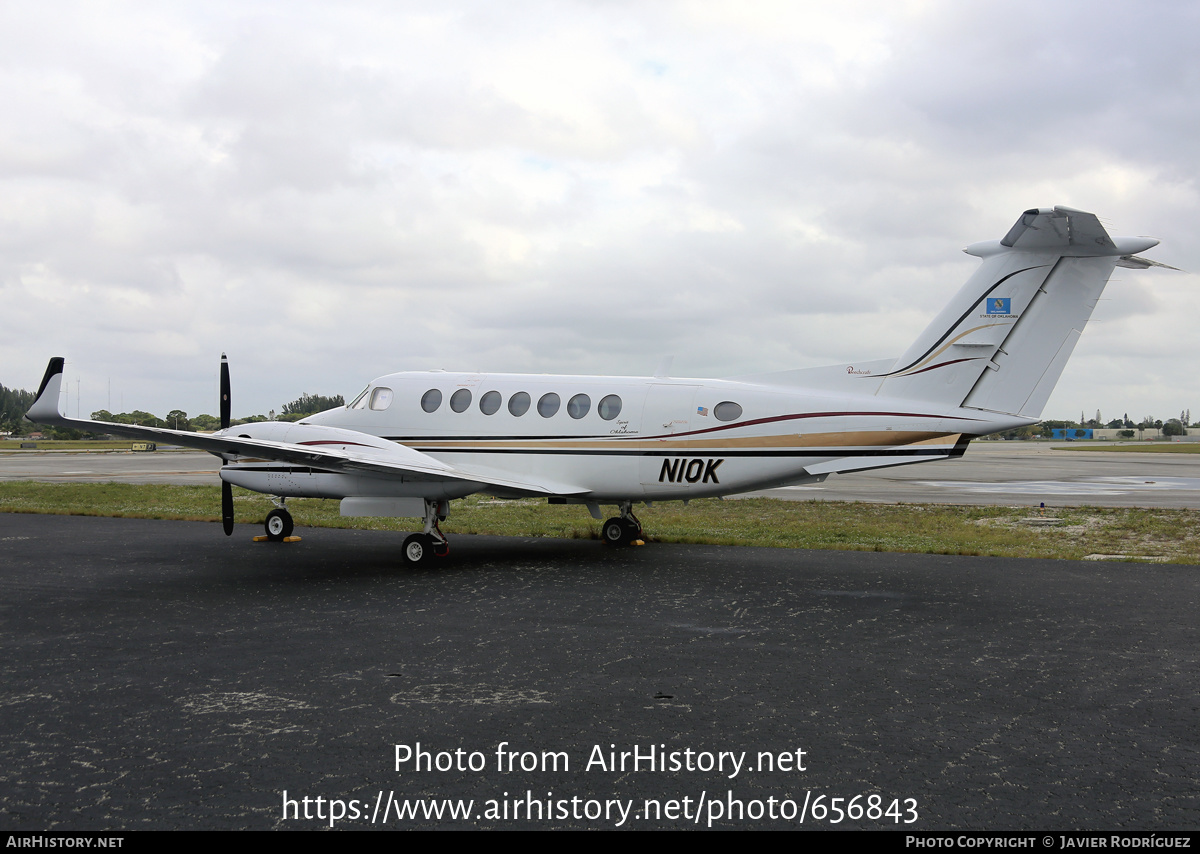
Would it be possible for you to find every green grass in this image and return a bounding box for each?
[1052,443,1200,453]
[2,482,1198,563]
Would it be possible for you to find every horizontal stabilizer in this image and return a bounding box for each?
[998,206,1159,257]
[1116,254,1181,271]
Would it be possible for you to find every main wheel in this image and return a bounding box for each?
[403,533,434,566]
[265,508,294,542]
[602,517,631,546]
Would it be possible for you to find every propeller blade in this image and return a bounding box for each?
[222,480,234,536]
[220,353,231,430]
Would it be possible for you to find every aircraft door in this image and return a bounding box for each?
[639,384,698,491]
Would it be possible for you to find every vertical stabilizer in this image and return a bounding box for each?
[960,255,1117,418]
[874,207,1159,419]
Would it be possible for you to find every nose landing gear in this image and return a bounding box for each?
[264,506,295,542]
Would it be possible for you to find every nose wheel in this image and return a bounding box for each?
[264,508,294,542]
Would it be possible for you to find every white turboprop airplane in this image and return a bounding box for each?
[27,206,1170,564]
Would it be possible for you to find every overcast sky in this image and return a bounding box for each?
[3,0,1197,424]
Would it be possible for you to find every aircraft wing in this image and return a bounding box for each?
[24,358,588,497]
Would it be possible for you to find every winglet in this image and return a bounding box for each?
[25,358,66,425]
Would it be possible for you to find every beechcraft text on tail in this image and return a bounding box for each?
[26,206,1172,564]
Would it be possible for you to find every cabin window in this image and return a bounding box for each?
[421,389,442,413]
[348,387,369,409]
[714,401,742,422]
[508,392,530,416]
[450,389,472,413]
[479,390,501,415]
[369,387,394,411]
[567,393,590,419]
[537,392,560,418]
[597,394,622,421]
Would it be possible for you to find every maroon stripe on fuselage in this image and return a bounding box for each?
[619,409,985,441]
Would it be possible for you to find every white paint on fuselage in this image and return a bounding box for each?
[219,370,1029,505]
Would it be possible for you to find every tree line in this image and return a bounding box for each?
[1,384,344,438]
[0,384,36,435]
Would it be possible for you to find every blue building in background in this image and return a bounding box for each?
[1050,428,1093,440]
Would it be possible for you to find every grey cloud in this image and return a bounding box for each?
[2,1,1196,421]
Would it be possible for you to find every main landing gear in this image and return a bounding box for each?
[602,501,643,547]
[402,499,451,566]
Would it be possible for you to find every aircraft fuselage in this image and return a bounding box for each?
[219,371,1022,504]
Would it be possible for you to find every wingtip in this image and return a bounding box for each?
[26,357,67,424]
[35,357,65,400]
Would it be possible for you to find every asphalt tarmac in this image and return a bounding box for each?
[0,448,221,486]
[2,513,1197,830]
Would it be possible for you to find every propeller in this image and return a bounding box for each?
[220,353,231,430]
[220,353,235,536]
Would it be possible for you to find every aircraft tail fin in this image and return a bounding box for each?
[874,206,1161,420]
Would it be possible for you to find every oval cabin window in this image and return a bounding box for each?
[508,392,530,417]
[537,393,560,418]
[450,389,472,412]
[567,393,590,419]
[597,394,622,421]
[713,401,742,422]
[420,389,442,413]
[479,390,501,415]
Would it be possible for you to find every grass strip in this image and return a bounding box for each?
[1051,444,1200,454]
[2,482,1198,563]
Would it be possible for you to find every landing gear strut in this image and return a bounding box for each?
[264,506,294,542]
[402,499,450,566]
[602,501,643,547]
